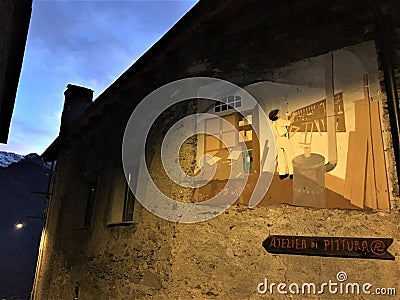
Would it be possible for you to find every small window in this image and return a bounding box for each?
[214,95,242,112]
[84,181,97,226]
[74,179,97,228]
[122,182,135,222]
[108,168,136,225]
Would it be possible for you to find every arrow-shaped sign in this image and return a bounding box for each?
[263,235,394,260]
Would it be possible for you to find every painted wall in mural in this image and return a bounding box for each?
[195,40,390,210]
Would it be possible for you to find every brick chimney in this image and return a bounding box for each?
[59,84,93,136]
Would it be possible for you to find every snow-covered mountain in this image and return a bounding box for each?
[0,151,51,168]
[0,151,25,167]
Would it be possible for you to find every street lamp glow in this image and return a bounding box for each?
[15,222,24,229]
[14,215,45,230]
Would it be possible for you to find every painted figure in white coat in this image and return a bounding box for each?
[269,109,296,179]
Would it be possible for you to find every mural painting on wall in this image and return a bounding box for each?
[193,40,390,210]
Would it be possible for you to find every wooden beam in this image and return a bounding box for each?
[370,101,390,209]
[349,132,368,208]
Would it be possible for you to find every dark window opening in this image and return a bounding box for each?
[83,180,96,226]
[122,183,135,222]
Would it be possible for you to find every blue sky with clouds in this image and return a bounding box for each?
[1,0,197,155]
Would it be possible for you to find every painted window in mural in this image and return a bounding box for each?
[214,95,242,112]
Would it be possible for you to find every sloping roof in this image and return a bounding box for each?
[0,0,32,143]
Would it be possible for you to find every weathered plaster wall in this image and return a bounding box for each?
[169,206,399,299]
[34,98,197,299]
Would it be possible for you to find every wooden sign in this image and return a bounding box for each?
[263,235,394,260]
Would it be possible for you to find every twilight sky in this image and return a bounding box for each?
[1,0,197,155]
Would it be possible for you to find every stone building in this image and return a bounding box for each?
[33,0,400,298]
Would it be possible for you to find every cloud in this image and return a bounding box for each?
[6,0,198,155]
[11,118,54,138]
[40,111,62,124]
[28,0,198,95]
